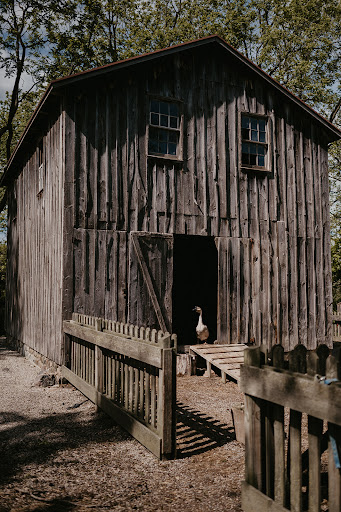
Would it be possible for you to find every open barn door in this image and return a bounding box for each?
[128,232,173,332]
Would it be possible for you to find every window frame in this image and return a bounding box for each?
[37,137,45,195]
[147,96,183,162]
[239,111,271,174]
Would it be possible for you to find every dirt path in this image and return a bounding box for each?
[0,338,244,512]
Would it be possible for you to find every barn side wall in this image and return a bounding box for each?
[63,48,331,352]
[6,107,65,364]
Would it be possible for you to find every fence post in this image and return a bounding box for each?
[307,350,323,512]
[327,353,341,512]
[288,345,306,512]
[271,345,285,506]
[159,347,176,459]
[95,318,103,412]
[244,347,263,491]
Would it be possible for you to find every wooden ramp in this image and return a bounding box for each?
[189,343,246,382]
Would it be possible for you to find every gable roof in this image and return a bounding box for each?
[1,34,341,186]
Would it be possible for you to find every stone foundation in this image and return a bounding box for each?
[6,335,64,384]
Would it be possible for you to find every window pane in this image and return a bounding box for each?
[250,144,257,154]
[149,99,180,157]
[151,113,159,125]
[169,131,177,143]
[242,152,249,165]
[251,130,258,141]
[160,115,168,127]
[151,100,159,113]
[259,131,266,143]
[242,116,249,128]
[259,119,266,131]
[160,102,169,115]
[251,118,258,130]
[170,116,178,128]
[159,142,167,153]
[169,103,178,116]
[242,128,249,140]
[159,130,167,142]
[168,143,177,155]
[242,142,249,154]
[149,139,158,153]
[149,127,158,139]
[258,145,265,156]
[258,155,265,166]
[250,154,257,165]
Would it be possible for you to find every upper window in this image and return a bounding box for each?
[241,115,268,170]
[148,99,181,158]
[38,138,44,194]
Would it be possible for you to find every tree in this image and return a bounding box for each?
[0,0,75,164]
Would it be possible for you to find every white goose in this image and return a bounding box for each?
[193,306,209,343]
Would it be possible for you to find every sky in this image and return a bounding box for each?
[0,66,36,101]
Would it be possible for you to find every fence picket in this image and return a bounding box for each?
[129,364,134,412]
[244,347,263,491]
[328,423,341,512]
[151,372,156,428]
[145,371,150,424]
[139,368,144,419]
[241,342,341,512]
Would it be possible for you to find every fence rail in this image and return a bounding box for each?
[62,313,177,459]
[240,344,341,512]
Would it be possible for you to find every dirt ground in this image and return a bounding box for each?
[0,338,245,512]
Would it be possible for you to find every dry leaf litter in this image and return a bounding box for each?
[0,337,244,512]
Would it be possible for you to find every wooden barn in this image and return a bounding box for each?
[2,35,340,367]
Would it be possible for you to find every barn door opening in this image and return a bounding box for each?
[172,235,218,347]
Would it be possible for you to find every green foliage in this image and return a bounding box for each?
[38,0,341,112]
[331,236,341,309]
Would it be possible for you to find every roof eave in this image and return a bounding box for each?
[1,84,55,187]
[1,34,340,186]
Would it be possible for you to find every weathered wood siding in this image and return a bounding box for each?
[6,44,333,363]
[61,48,332,350]
[6,107,64,364]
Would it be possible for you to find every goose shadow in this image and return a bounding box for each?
[176,401,235,458]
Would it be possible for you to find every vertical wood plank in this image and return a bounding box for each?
[150,372,156,428]
[244,348,263,491]
[145,370,150,425]
[289,410,302,512]
[159,348,176,458]
[328,423,341,512]
[308,416,323,512]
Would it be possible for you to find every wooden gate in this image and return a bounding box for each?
[240,344,341,512]
[129,232,173,332]
[62,313,177,459]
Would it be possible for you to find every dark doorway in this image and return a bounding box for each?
[172,235,218,347]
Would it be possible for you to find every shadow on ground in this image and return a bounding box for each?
[1,341,236,490]
[176,401,235,458]
[0,406,129,488]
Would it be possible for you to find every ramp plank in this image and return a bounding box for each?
[190,343,246,382]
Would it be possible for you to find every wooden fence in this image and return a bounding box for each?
[62,313,177,460]
[240,344,341,512]
[332,303,341,343]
